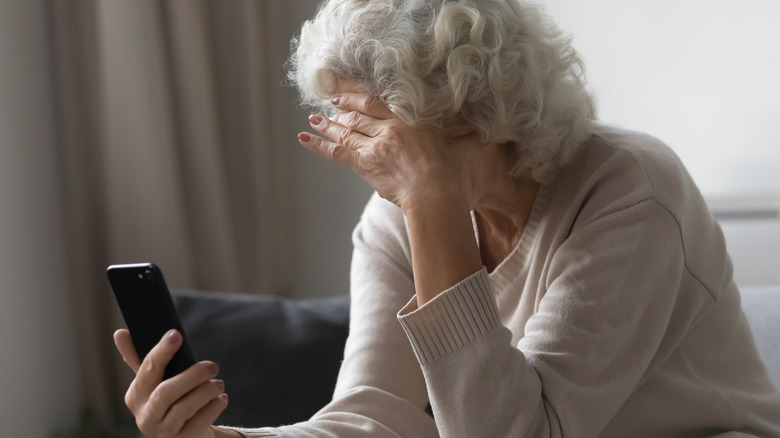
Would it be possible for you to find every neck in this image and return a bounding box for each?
[469,155,539,271]
[463,144,540,270]
[474,176,539,245]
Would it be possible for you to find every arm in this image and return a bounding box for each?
[300,92,704,436]
[222,195,438,438]
[300,92,486,308]
[115,195,439,438]
[404,194,482,306]
[113,89,474,438]
[398,199,707,437]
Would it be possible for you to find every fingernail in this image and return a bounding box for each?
[331,95,341,106]
[207,361,219,376]
[309,114,323,125]
[298,132,311,144]
[166,330,179,344]
[216,379,225,391]
[220,393,229,402]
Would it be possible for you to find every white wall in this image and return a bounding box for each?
[0,1,82,436]
[544,0,780,196]
[542,1,780,285]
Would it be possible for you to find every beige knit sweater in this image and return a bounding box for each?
[229,123,780,437]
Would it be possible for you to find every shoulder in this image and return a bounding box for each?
[552,122,729,295]
[558,122,705,224]
[588,122,693,196]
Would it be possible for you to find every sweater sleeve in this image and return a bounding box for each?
[223,194,438,438]
[398,198,711,437]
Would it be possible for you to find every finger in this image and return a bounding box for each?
[309,113,373,150]
[133,329,182,400]
[136,360,220,432]
[148,360,220,416]
[138,361,219,434]
[157,379,225,436]
[298,131,361,168]
[178,393,229,437]
[330,110,385,138]
[114,329,142,374]
[331,93,395,120]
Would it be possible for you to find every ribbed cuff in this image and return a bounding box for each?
[397,268,500,365]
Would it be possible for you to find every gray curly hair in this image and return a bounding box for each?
[287,0,595,181]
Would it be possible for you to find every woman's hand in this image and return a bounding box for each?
[298,90,485,303]
[297,92,484,214]
[114,329,231,438]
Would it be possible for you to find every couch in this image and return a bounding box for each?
[172,290,349,428]
[172,285,780,429]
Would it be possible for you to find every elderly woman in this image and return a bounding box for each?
[114,0,780,437]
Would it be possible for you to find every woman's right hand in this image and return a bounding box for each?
[114,329,230,438]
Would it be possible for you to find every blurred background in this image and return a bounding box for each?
[1,0,778,436]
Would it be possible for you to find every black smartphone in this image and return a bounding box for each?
[107,263,196,380]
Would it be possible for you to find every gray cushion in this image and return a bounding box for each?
[739,285,780,389]
[171,289,350,428]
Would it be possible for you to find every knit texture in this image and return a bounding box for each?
[226,123,780,437]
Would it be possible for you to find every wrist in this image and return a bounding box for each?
[403,187,481,305]
[399,182,468,216]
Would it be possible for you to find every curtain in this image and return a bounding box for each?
[51,0,301,425]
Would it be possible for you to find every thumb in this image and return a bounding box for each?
[114,329,142,374]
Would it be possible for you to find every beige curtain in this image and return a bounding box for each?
[51,0,301,425]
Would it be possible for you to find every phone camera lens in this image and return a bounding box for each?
[143,269,154,282]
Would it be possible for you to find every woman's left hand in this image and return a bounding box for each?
[298,92,484,214]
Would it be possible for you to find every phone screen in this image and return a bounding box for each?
[107,263,196,379]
